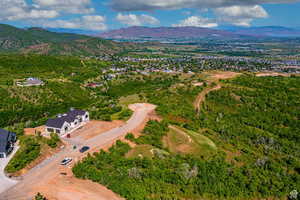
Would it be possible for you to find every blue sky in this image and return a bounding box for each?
[0,0,300,31]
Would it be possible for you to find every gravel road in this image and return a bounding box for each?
[0,146,19,194]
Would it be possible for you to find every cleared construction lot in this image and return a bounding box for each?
[0,103,156,200]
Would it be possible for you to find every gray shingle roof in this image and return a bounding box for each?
[0,129,16,153]
[46,109,87,129]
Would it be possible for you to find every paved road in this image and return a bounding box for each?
[0,103,155,200]
[0,146,19,194]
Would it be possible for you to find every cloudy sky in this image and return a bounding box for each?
[1,0,300,31]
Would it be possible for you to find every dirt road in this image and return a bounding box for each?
[194,71,241,113]
[194,85,221,113]
[0,103,156,200]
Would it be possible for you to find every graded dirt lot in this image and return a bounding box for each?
[0,103,156,200]
[256,72,291,77]
[24,126,45,136]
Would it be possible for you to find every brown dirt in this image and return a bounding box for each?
[70,120,124,140]
[256,72,291,77]
[194,85,222,113]
[192,82,204,87]
[210,71,241,80]
[24,126,45,136]
[28,174,122,200]
[1,103,158,200]
[194,71,241,113]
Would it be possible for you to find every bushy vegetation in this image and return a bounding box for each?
[73,75,300,200]
[34,193,47,200]
[5,136,41,173]
[46,133,60,148]
[135,120,169,148]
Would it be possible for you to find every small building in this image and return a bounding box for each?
[16,77,44,87]
[86,83,103,88]
[0,129,17,158]
[45,109,89,136]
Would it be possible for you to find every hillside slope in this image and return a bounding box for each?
[0,24,130,55]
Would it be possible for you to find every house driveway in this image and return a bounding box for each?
[0,103,156,200]
[0,146,19,194]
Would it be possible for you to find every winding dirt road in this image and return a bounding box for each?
[0,103,156,200]
[194,85,221,113]
[194,71,241,113]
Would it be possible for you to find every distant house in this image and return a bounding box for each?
[45,109,89,136]
[0,129,17,158]
[16,77,44,87]
[86,83,103,88]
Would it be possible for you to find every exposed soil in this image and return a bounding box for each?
[70,120,124,140]
[24,126,45,136]
[194,71,241,113]
[194,85,222,113]
[256,72,291,77]
[1,103,156,200]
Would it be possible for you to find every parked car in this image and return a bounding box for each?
[60,157,72,165]
[79,146,90,153]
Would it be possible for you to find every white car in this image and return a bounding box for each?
[60,157,72,166]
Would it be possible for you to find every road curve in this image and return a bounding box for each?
[0,146,19,194]
[0,103,156,200]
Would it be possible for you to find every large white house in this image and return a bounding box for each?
[46,109,89,136]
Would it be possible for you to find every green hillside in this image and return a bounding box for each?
[73,74,300,200]
[0,24,130,55]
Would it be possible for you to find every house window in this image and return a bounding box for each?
[56,129,60,134]
[47,128,54,133]
[85,114,88,119]
[0,153,5,158]
[65,127,68,131]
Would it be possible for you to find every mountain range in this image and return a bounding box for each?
[99,26,300,41]
[0,24,130,56]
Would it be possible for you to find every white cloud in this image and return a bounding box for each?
[37,15,107,31]
[0,0,59,21]
[116,13,159,26]
[110,0,298,11]
[33,0,94,14]
[173,16,218,28]
[214,5,268,26]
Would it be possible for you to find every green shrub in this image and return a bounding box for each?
[46,133,60,148]
[125,133,135,142]
[5,136,41,173]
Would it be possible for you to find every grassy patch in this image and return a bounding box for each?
[125,144,155,159]
[119,94,142,106]
[164,126,217,159]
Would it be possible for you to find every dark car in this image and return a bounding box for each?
[79,146,90,153]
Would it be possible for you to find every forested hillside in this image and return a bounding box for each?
[0,24,131,55]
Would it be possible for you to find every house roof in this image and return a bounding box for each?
[0,129,16,153]
[46,109,87,129]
